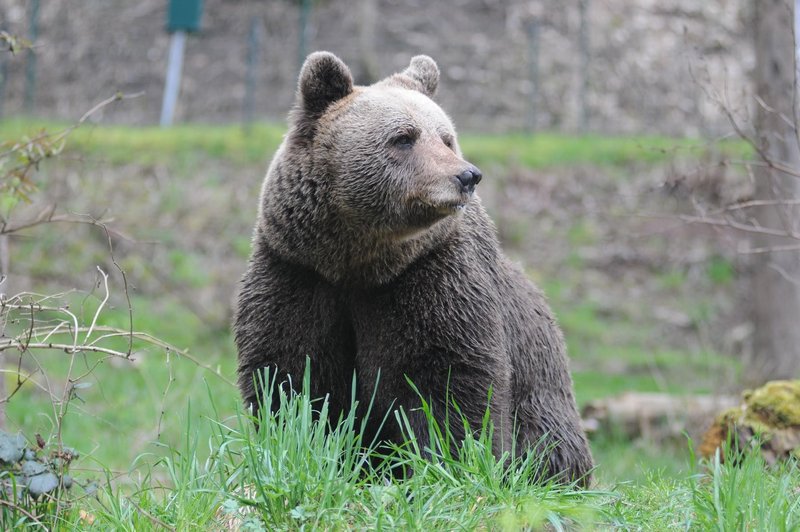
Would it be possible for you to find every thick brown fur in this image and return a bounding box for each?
[234,52,593,484]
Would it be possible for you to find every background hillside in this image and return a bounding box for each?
[1,0,750,134]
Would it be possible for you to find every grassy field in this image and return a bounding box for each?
[5,379,799,529]
[0,118,749,168]
[2,119,790,529]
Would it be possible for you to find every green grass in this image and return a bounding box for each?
[0,118,750,169]
[5,378,798,530]
[604,446,800,531]
[707,256,736,286]
[572,372,686,405]
[542,278,741,405]
[458,132,750,170]
[0,119,286,167]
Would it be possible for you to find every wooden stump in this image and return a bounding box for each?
[698,380,800,464]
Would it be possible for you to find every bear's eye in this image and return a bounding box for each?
[442,136,454,150]
[392,134,415,150]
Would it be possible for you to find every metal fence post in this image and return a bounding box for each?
[298,0,312,70]
[578,0,590,133]
[160,30,187,127]
[0,23,8,118]
[526,18,541,132]
[160,0,204,126]
[24,0,39,114]
[243,17,264,129]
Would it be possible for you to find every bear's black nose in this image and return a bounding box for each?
[456,166,482,193]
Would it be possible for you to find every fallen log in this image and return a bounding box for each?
[582,392,738,443]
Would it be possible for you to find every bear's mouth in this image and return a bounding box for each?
[415,197,469,216]
[404,197,469,229]
[436,201,467,214]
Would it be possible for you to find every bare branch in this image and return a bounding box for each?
[98,218,134,356]
[0,210,115,235]
[659,213,799,239]
[740,243,800,254]
[710,198,800,215]
[157,351,175,440]
[767,262,800,288]
[0,366,44,403]
[754,94,797,133]
[128,498,177,532]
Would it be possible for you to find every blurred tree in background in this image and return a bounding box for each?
[749,0,800,381]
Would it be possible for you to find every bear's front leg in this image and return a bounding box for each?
[355,355,513,460]
[348,266,514,459]
[234,234,356,424]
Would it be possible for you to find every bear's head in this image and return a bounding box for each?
[260,52,485,285]
[294,52,482,230]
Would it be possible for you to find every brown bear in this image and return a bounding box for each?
[234,51,593,484]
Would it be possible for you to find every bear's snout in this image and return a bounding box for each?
[455,166,483,194]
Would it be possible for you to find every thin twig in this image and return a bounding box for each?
[0,366,45,402]
[21,302,35,351]
[708,198,800,216]
[1,211,115,236]
[83,267,109,344]
[39,320,71,344]
[3,342,135,359]
[754,93,797,134]
[99,219,134,356]
[0,498,46,528]
[638,212,800,239]
[0,91,142,160]
[740,243,800,254]
[127,498,177,532]
[157,350,175,440]
[767,262,800,288]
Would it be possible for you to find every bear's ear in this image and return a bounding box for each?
[297,51,354,116]
[400,55,439,97]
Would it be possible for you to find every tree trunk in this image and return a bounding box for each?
[0,235,8,429]
[750,0,800,381]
